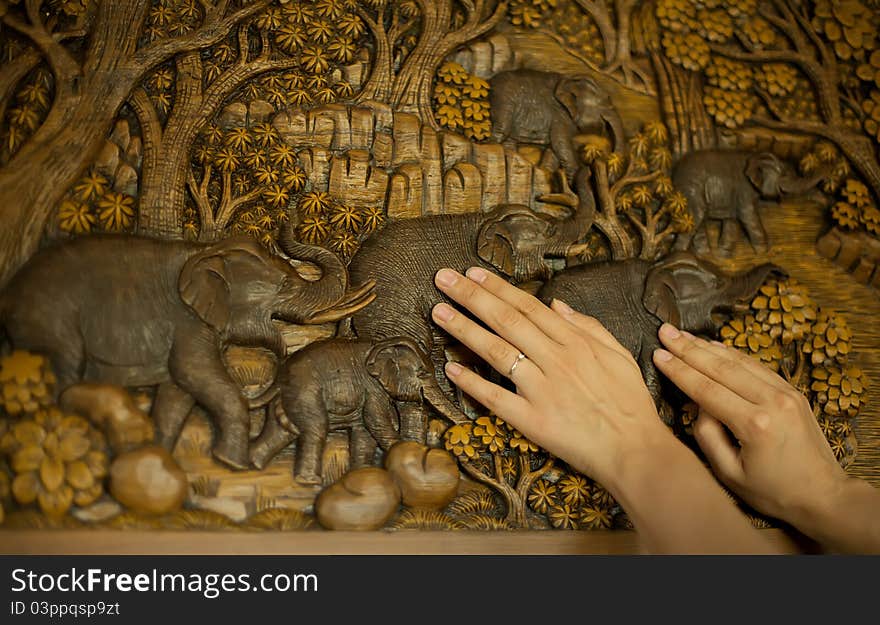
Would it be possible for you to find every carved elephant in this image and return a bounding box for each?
[0,225,375,469]
[249,337,469,485]
[347,200,593,394]
[489,69,625,178]
[673,150,824,256]
[538,252,780,416]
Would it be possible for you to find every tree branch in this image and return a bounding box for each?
[449,0,508,48]
[131,0,269,71]
[1,12,81,81]
[236,22,250,66]
[187,165,214,231]
[0,48,40,124]
[611,169,661,199]
[128,87,162,157]
[574,0,617,63]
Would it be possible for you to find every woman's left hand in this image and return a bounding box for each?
[430,266,677,487]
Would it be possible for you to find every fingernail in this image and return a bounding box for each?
[435,269,458,288]
[659,323,681,340]
[653,348,673,362]
[446,361,463,377]
[433,303,455,322]
[466,267,488,283]
[681,330,695,340]
[552,298,575,315]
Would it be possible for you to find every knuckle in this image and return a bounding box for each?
[518,295,541,316]
[749,411,772,434]
[495,306,522,329]
[484,384,504,408]
[487,339,512,365]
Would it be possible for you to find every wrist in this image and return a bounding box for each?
[788,475,866,545]
[599,425,691,500]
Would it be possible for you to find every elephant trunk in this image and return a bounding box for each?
[724,263,786,310]
[420,374,470,426]
[780,170,825,196]
[277,221,376,324]
[602,107,626,154]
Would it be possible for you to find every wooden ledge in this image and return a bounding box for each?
[0,528,806,555]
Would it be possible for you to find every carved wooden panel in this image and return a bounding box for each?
[0,0,878,545]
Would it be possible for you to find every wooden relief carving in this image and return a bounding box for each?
[0,0,877,537]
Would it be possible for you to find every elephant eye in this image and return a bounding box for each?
[673,269,717,298]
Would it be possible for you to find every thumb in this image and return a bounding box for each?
[693,409,745,487]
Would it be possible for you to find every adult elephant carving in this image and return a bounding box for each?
[538,252,781,418]
[489,69,625,178]
[0,225,376,469]
[250,337,469,485]
[347,201,594,397]
[673,150,824,256]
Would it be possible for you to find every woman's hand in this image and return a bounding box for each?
[652,326,850,529]
[431,266,677,487]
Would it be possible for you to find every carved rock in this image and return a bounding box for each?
[315,467,401,531]
[218,102,248,129]
[94,141,120,179]
[109,119,130,152]
[114,163,138,197]
[384,442,459,510]
[109,446,187,516]
[248,100,274,124]
[59,383,154,454]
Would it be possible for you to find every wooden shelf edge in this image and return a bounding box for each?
[0,528,805,555]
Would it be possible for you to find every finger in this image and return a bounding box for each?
[708,339,796,393]
[435,269,559,366]
[432,302,543,385]
[652,348,755,442]
[465,266,576,345]
[658,324,772,403]
[693,410,745,485]
[444,361,533,426]
[551,299,638,365]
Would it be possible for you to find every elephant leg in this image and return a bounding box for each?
[349,424,378,469]
[740,203,769,253]
[550,121,578,180]
[250,409,296,469]
[293,413,328,486]
[169,326,251,469]
[718,220,740,257]
[152,381,196,451]
[363,392,400,452]
[691,225,711,256]
[396,400,427,443]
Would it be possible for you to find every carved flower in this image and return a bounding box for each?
[472,416,507,453]
[298,190,333,216]
[434,83,460,106]
[548,503,579,529]
[579,506,613,530]
[314,86,337,104]
[57,200,95,234]
[328,203,363,232]
[742,16,776,49]
[1,407,108,519]
[334,81,355,98]
[214,147,241,172]
[327,231,358,258]
[591,483,615,509]
[437,62,469,85]
[751,279,817,345]
[73,170,109,201]
[96,192,135,232]
[828,434,849,462]
[436,104,463,130]
[803,312,852,366]
[270,144,297,169]
[256,7,284,31]
[336,14,365,38]
[720,314,782,369]
[0,351,56,417]
[509,428,538,453]
[224,127,253,153]
[306,19,334,45]
[296,215,329,244]
[444,423,479,461]
[359,205,385,234]
[253,166,279,186]
[183,220,199,240]
[301,45,330,74]
[558,473,590,506]
[280,166,308,192]
[528,479,556,514]
[275,24,308,53]
[262,184,290,208]
[327,37,356,63]
[462,75,490,99]
[811,364,866,419]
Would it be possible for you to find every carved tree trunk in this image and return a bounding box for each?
[356,20,394,104]
[0,0,147,289]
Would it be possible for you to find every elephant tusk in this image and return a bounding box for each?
[305,292,377,324]
[566,242,591,257]
[335,279,376,308]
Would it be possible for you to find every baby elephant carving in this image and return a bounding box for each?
[249,337,469,486]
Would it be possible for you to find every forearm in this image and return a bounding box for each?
[606,438,782,554]
[791,477,880,554]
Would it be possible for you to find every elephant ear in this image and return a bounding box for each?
[745,152,781,196]
[476,211,518,277]
[365,338,413,390]
[643,262,682,327]
[179,252,230,330]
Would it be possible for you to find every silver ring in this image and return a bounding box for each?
[508,352,527,377]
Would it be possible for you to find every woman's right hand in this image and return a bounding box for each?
[653,324,851,530]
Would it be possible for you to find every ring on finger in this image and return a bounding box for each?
[508,352,527,377]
